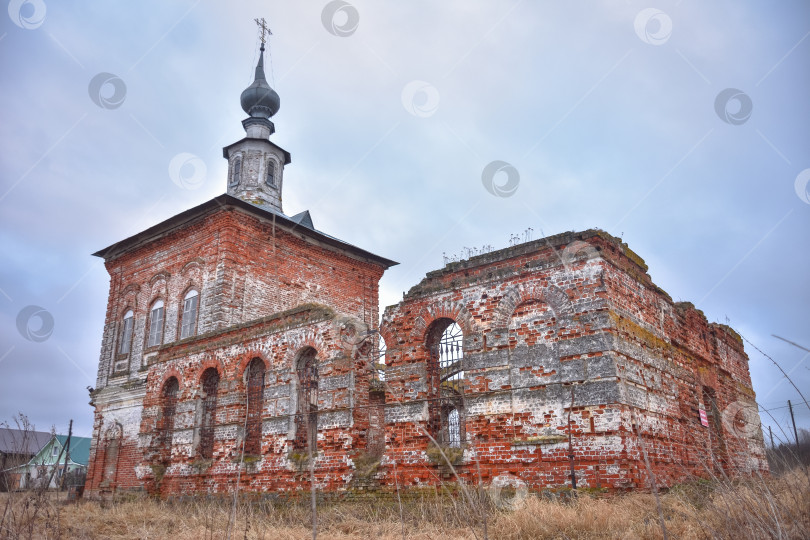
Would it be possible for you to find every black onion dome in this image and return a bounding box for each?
[240,45,280,118]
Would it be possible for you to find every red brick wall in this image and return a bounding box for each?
[378,230,766,492]
[87,226,766,497]
[87,204,385,496]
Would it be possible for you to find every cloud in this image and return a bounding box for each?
[0,0,808,438]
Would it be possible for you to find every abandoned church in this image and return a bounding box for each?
[84,39,767,498]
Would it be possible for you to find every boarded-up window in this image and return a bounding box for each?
[294,348,318,452]
[199,368,219,459]
[244,358,265,456]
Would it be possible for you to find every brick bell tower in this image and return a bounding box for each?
[222,25,291,212]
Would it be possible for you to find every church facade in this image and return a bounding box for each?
[84,43,767,497]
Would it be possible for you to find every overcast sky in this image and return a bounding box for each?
[1,1,808,446]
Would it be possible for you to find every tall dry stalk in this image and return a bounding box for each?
[227,388,251,540]
[620,374,669,540]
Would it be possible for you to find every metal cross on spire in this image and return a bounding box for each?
[254,17,272,45]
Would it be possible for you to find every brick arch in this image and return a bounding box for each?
[491,282,572,331]
[181,258,204,275]
[543,284,575,320]
[491,286,523,331]
[491,283,544,331]
[179,281,200,299]
[121,282,141,298]
[147,274,169,305]
[282,330,330,369]
[193,358,226,385]
[235,351,269,382]
[146,293,167,309]
[120,285,140,314]
[119,303,136,318]
[409,299,478,342]
[374,322,398,367]
[149,271,171,287]
[157,368,184,396]
[378,323,398,351]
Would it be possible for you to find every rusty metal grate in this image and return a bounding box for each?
[439,323,464,381]
[245,359,265,456]
[446,406,461,447]
[427,322,465,446]
[199,368,219,459]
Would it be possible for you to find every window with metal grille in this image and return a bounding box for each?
[199,368,219,459]
[180,290,199,339]
[244,358,265,456]
[160,377,179,456]
[294,348,318,452]
[146,300,165,348]
[426,320,465,447]
[118,310,134,355]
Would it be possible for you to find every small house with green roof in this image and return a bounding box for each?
[8,434,91,490]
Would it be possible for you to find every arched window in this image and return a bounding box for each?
[146,300,165,348]
[426,320,465,447]
[180,290,199,339]
[160,377,179,457]
[118,310,134,355]
[244,358,265,456]
[199,368,219,459]
[229,156,242,187]
[265,159,276,187]
[294,348,318,452]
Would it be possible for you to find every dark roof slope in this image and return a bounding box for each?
[92,194,397,268]
[0,427,52,456]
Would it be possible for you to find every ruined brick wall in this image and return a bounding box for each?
[133,305,376,496]
[603,257,767,485]
[378,230,766,492]
[87,225,765,497]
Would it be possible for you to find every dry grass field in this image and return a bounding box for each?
[2,468,808,539]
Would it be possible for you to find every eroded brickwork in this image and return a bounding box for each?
[86,223,766,497]
[379,230,766,491]
[85,198,387,494]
